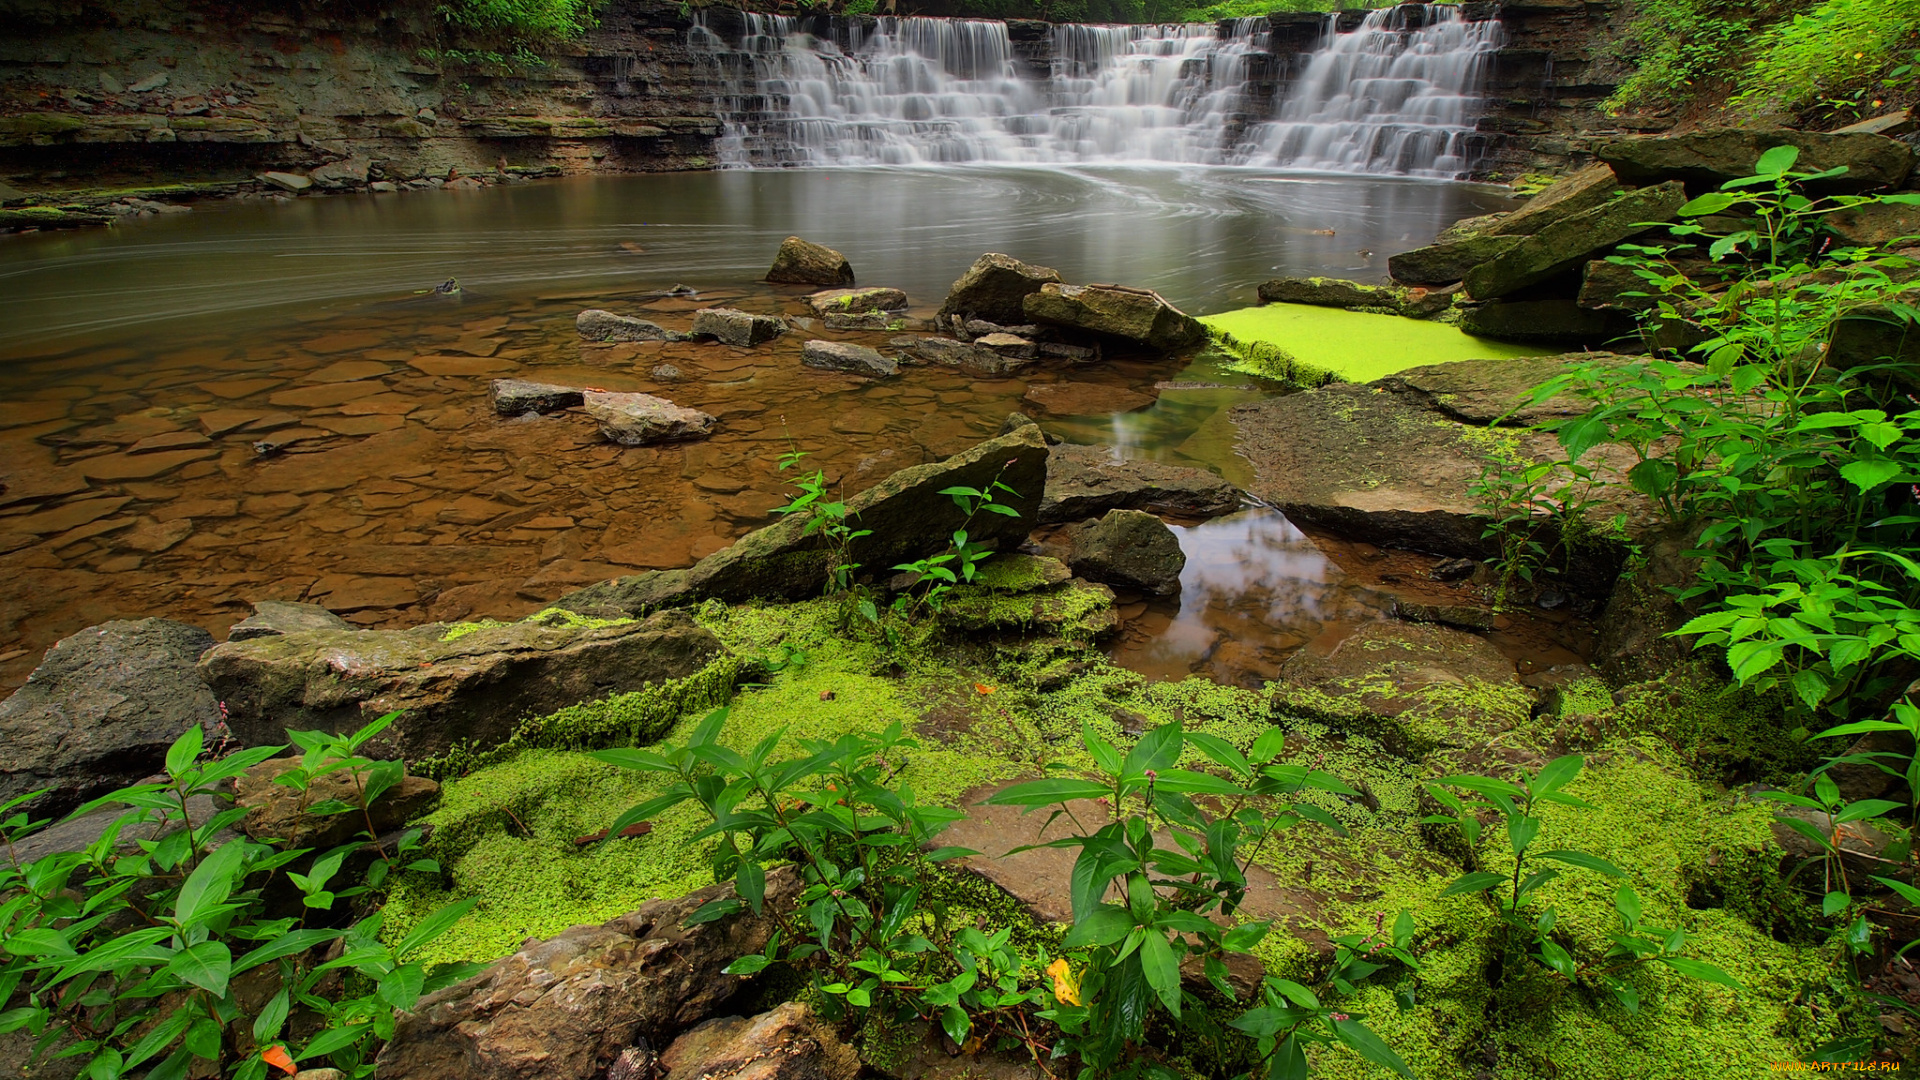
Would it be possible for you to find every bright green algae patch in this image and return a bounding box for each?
[1201,303,1554,386]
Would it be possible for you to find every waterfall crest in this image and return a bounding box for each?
[690,5,1498,177]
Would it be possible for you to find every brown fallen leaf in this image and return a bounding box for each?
[574,821,654,846]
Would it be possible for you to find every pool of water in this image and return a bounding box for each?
[0,166,1535,690]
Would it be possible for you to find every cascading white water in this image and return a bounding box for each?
[1247,6,1502,178]
[690,6,1498,176]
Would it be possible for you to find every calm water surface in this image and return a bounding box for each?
[0,166,1530,689]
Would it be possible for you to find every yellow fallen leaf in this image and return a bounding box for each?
[1048,957,1081,1006]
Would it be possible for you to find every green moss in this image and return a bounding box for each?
[1199,304,1553,387]
[443,606,633,642]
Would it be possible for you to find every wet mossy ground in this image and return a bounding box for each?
[1200,304,1554,387]
[383,579,1842,1073]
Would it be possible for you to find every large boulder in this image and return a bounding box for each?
[0,618,217,817]
[1826,202,1920,249]
[227,599,355,642]
[936,252,1063,327]
[1463,182,1688,300]
[308,158,371,190]
[376,872,799,1080]
[691,308,787,347]
[1597,128,1915,193]
[800,339,898,378]
[658,1003,859,1080]
[583,392,718,445]
[1458,298,1617,343]
[1040,443,1240,523]
[577,310,680,343]
[766,236,854,286]
[1387,232,1524,287]
[1024,283,1207,352]
[1061,508,1186,595]
[557,426,1049,613]
[197,609,725,763]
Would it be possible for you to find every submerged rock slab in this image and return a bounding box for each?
[1039,442,1240,523]
[198,609,725,763]
[891,335,1033,375]
[376,872,798,1080]
[577,309,680,343]
[1023,282,1208,352]
[766,235,854,286]
[490,379,586,416]
[806,286,906,316]
[1373,354,1634,426]
[801,339,898,378]
[936,252,1063,327]
[0,618,217,816]
[558,426,1049,613]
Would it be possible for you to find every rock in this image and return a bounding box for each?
[1373,354,1634,426]
[1463,182,1688,301]
[0,180,27,207]
[376,872,799,1080]
[1826,202,1920,249]
[892,336,1033,375]
[258,171,312,192]
[369,181,399,193]
[1387,232,1523,287]
[1836,109,1917,138]
[1023,382,1155,416]
[822,310,902,330]
[800,339,898,378]
[1038,340,1100,363]
[1457,298,1616,343]
[936,252,1064,326]
[1597,128,1915,193]
[308,159,370,190]
[975,332,1038,358]
[691,307,787,346]
[198,609,725,762]
[1040,443,1239,523]
[963,319,1043,339]
[118,517,193,553]
[937,571,1119,642]
[1023,283,1207,352]
[1393,600,1495,633]
[584,392,719,445]
[577,309,679,343]
[1061,509,1185,595]
[658,1003,859,1080]
[766,236,854,286]
[1827,304,1920,389]
[1229,379,1648,574]
[1274,621,1530,755]
[1770,805,1903,883]
[9,793,234,870]
[491,379,586,416]
[0,619,218,817]
[227,599,355,642]
[1590,524,1702,684]
[127,71,169,92]
[651,364,685,382]
[1255,276,1456,318]
[805,286,906,316]
[236,754,440,847]
[557,426,1049,612]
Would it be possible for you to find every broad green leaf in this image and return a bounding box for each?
[4,928,73,957]
[1660,956,1742,988]
[1062,905,1135,949]
[1138,931,1181,1016]
[1531,755,1583,795]
[166,940,232,997]
[1615,883,1641,930]
[736,859,766,916]
[164,725,205,778]
[981,778,1112,808]
[1122,723,1184,781]
[298,1023,373,1061]
[173,840,250,929]
[724,954,771,975]
[1754,144,1801,176]
[1331,1017,1414,1078]
[1840,459,1903,493]
[1440,871,1505,897]
[395,897,479,960]
[1535,850,1625,877]
[1677,192,1741,217]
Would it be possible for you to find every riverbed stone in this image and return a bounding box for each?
[1463,182,1688,300]
[0,618,217,817]
[800,339,898,378]
[691,307,787,346]
[198,608,725,762]
[583,392,718,445]
[227,599,356,642]
[766,236,854,286]
[936,252,1064,326]
[1040,443,1239,523]
[892,335,1032,375]
[376,871,799,1080]
[258,171,312,192]
[490,379,586,416]
[805,286,906,316]
[658,1003,859,1080]
[1024,283,1207,352]
[1597,128,1916,193]
[1273,620,1531,756]
[1060,508,1185,595]
[557,426,1049,612]
[577,309,679,343]
[1456,164,1627,244]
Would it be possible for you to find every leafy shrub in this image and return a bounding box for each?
[1734,0,1920,117]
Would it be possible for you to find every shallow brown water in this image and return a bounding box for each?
[0,166,1554,690]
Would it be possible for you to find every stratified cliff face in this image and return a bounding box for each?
[0,0,725,198]
[0,0,1625,208]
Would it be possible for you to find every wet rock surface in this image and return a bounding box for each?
[226,599,355,641]
[936,252,1064,327]
[0,617,216,816]
[766,236,854,287]
[1462,182,1688,301]
[235,753,440,847]
[583,392,719,445]
[658,1003,859,1080]
[490,379,587,416]
[1023,283,1208,352]
[801,339,899,379]
[377,872,799,1080]
[198,608,725,762]
[577,309,681,343]
[1060,508,1186,596]
[1039,443,1240,523]
[1596,127,1916,192]
[805,286,906,316]
[691,307,788,346]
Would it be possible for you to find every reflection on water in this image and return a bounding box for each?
[1,167,1515,350]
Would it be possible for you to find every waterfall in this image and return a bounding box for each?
[689,6,1498,177]
[1247,6,1503,178]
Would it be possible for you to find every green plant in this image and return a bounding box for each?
[1468,436,1616,610]
[1423,755,1741,1011]
[882,468,1023,623]
[985,721,1411,1079]
[1733,0,1920,118]
[0,717,476,1080]
[772,438,872,598]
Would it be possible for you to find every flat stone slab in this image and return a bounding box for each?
[583,391,718,445]
[228,599,356,641]
[577,309,680,343]
[806,286,906,316]
[491,379,586,416]
[1372,353,1635,426]
[801,339,898,378]
[1041,443,1240,523]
